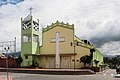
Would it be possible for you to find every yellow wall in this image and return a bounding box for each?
[75,46,90,68]
[39,56,46,68]
[41,26,74,54]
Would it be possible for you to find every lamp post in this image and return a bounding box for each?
[70,41,79,70]
[4,47,10,80]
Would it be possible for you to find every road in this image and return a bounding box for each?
[0,72,36,80]
[103,69,117,75]
[0,69,120,80]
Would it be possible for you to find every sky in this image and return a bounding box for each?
[0,0,120,56]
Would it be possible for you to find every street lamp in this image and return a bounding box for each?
[70,41,79,70]
[4,47,10,80]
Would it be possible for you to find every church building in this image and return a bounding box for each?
[21,13,103,69]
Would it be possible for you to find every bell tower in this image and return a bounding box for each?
[21,8,40,67]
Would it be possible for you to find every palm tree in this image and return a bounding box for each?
[94,59,99,67]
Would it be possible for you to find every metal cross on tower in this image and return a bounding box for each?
[29,7,33,15]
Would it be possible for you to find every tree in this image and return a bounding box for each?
[32,60,39,67]
[110,56,120,68]
[86,56,92,66]
[80,55,90,67]
[80,48,96,67]
[104,57,109,64]
[103,56,120,68]
[90,48,95,53]
[16,56,23,66]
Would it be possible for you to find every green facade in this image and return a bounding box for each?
[21,14,40,67]
[75,37,103,67]
[92,49,103,67]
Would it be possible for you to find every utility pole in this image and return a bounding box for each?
[70,41,79,70]
[4,47,10,80]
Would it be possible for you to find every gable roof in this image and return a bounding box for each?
[23,14,32,22]
[42,21,74,33]
[74,36,103,56]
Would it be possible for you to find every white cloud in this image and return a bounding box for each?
[0,0,120,55]
[98,41,120,55]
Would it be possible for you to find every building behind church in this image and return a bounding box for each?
[21,13,103,69]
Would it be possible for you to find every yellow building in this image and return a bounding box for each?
[21,14,103,69]
[39,21,103,68]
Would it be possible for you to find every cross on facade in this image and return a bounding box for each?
[50,32,65,68]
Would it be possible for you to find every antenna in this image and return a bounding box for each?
[29,7,33,15]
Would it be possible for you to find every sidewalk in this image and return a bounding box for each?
[0,68,95,75]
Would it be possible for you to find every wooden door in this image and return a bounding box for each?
[49,56,55,68]
[46,56,55,68]
[61,56,70,68]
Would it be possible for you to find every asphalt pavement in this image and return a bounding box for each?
[0,69,120,80]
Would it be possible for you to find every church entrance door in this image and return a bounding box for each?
[46,56,55,68]
[61,56,71,68]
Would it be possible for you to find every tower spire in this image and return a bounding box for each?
[23,7,33,21]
